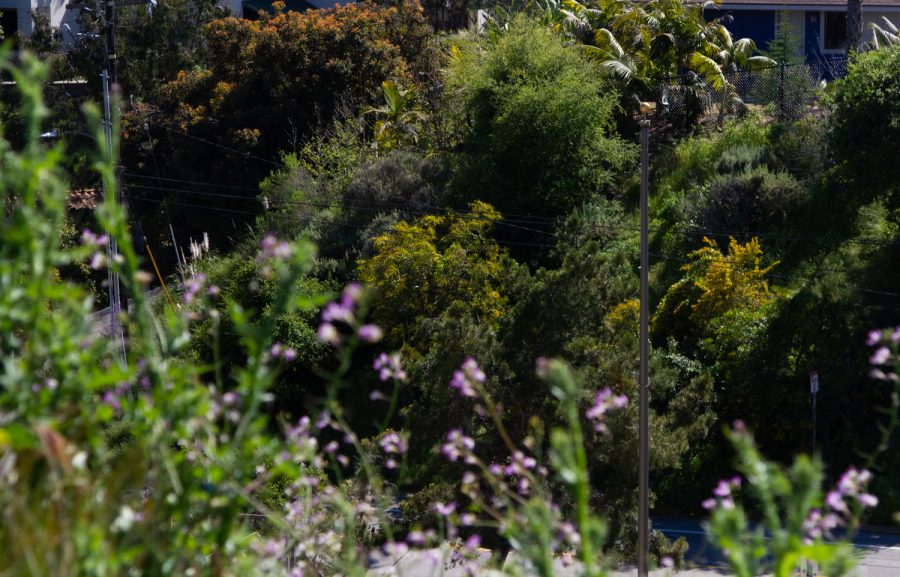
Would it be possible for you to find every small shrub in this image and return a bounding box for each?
[685,169,807,233]
[715,144,766,175]
[344,150,450,217]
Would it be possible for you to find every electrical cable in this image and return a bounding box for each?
[128,195,554,249]
[123,176,900,249]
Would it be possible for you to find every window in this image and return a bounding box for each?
[0,9,17,39]
[823,12,847,50]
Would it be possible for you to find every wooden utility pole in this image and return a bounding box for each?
[638,117,650,577]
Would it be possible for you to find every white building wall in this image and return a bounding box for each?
[780,10,807,56]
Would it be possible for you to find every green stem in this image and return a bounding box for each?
[566,401,596,577]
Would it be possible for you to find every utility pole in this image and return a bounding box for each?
[638,116,650,577]
[101,69,127,368]
[67,0,151,368]
[104,0,117,86]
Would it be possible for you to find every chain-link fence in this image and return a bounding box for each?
[659,58,846,128]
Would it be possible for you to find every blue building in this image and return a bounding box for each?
[707,0,900,76]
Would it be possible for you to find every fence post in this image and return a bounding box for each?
[778,62,786,122]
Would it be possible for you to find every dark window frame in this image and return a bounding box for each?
[823,11,847,51]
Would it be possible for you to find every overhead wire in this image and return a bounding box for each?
[128,195,554,250]
[124,131,899,295]
[152,123,281,167]
[128,190,894,295]
[122,180,561,235]
[123,174,900,249]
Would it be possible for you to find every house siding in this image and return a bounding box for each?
[721,9,778,48]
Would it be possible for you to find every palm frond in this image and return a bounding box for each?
[594,28,626,58]
[600,58,636,82]
[746,55,776,70]
[689,51,727,91]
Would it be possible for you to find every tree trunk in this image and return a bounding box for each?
[846,0,863,53]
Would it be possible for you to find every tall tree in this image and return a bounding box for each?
[846,0,863,53]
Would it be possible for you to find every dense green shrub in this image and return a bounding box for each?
[190,252,334,414]
[446,17,634,217]
[829,45,900,198]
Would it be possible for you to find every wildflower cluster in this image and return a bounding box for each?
[585,388,628,434]
[428,357,628,576]
[811,466,879,537]
[316,283,383,347]
[450,356,485,398]
[378,430,408,469]
[867,327,900,381]
[702,476,741,510]
[373,352,406,382]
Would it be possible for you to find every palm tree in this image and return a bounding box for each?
[871,17,900,48]
[363,80,427,154]
[581,0,770,97]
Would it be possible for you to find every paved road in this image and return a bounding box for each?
[368,520,900,577]
[656,518,900,576]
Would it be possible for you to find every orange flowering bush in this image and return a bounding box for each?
[154,1,432,161]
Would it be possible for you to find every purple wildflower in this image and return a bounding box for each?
[81,229,109,247]
[317,322,341,346]
[870,347,892,365]
[259,234,292,260]
[183,273,206,304]
[373,352,407,382]
[450,357,485,398]
[867,330,883,346]
[586,388,628,433]
[321,301,354,324]
[89,252,106,270]
[535,356,551,378]
[433,502,456,516]
[441,429,475,462]
[357,324,383,343]
[379,432,408,454]
[383,541,409,558]
[102,390,121,411]
[463,534,482,552]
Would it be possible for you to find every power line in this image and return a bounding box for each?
[151,123,281,167]
[124,172,261,192]
[127,191,895,295]
[122,181,560,235]
[122,178,559,225]
[125,180,899,277]
[123,175,900,249]
[129,195,553,250]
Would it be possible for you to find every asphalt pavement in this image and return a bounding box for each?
[366,519,900,577]
[655,517,900,576]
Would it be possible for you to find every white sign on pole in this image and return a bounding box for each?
[810,371,819,395]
